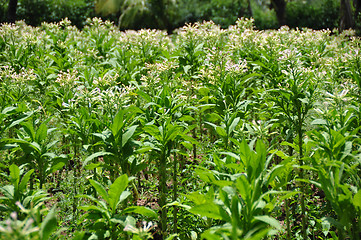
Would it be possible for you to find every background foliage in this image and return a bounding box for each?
[0,0,347,30]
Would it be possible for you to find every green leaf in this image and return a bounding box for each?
[118,191,131,203]
[21,121,35,141]
[40,207,57,240]
[122,206,157,218]
[122,125,137,147]
[36,122,48,142]
[19,169,34,192]
[72,231,86,240]
[353,190,361,209]
[9,164,20,186]
[254,215,281,230]
[321,217,331,236]
[311,119,327,125]
[144,125,161,141]
[89,179,110,204]
[5,112,33,132]
[228,117,240,134]
[181,141,193,150]
[179,115,195,122]
[189,203,223,220]
[79,205,109,215]
[111,110,125,135]
[215,126,227,138]
[183,65,192,74]
[108,174,128,212]
[219,152,240,161]
[83,152,114,167]
[49,156,67,173]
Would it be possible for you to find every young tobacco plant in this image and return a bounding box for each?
[0,105,33,149]
[308,107,361,239]
[186,140,291,239]
[9,119,68,189]
[84,107,143,180]
[268,66,316,239]
[0,164,49,218]
[143,118,182,239]
[77,174,157,240]
[0,202,59,240]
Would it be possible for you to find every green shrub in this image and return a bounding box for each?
[286,0,339,30]
[252,4,278,30]
[0,0,8,23]
[16,0,94,28]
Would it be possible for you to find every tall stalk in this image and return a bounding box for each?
[269,66,316,239]
[159,150,167,237]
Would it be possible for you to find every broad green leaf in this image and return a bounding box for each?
[228,117,240,134]
[84,163,102,170]
[19,169,34,192]
[83,152,114,167]
[183,65,192,74]
[118,191,131,203]
[321,217,331,236]
[189,203,223,220]
[122,206,157,218]
[215,126,227,138]
[181,141,193,150]
[122,125,137,147]
[89,179,110,204]
[72,231,86,240]
[40,207,57,240]
[180,134,199,145]
[5,112,33,132]
[49,157,67,173]
[21,121,35,141]
[165,234,179,240]
[9,164,20,186]
[254,215,281,230]
[108,174,128,212]
[112,110,125,135]
[79,205,109,216]
[165,125,181,142]
[235,175,250,199]
[178,115,195,122]
[219,152,240,161]
[36,122,48,142]
[195,168,216,184]
[136,90,152,102]
[135,146,153,153]
[311,119,327,125]
[144,125,161,141]
[0,185,15,199]
[353,190,361,209]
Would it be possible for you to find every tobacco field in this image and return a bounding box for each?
[0,18,361,239]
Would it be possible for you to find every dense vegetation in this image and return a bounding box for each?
[0,18,361,239]
[0,0,345,31]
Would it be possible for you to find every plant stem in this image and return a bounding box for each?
[286,146,293,240]
[192,126,197,161]
[159,151,167,239]
[298,123,307,240]
[173,153,178,234]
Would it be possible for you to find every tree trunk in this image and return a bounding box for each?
[7,0,18,23]
[340,0,354,31]
[247,0,253,17]
[271,0,287,27]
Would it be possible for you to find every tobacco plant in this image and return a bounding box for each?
[77,174,157,239]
